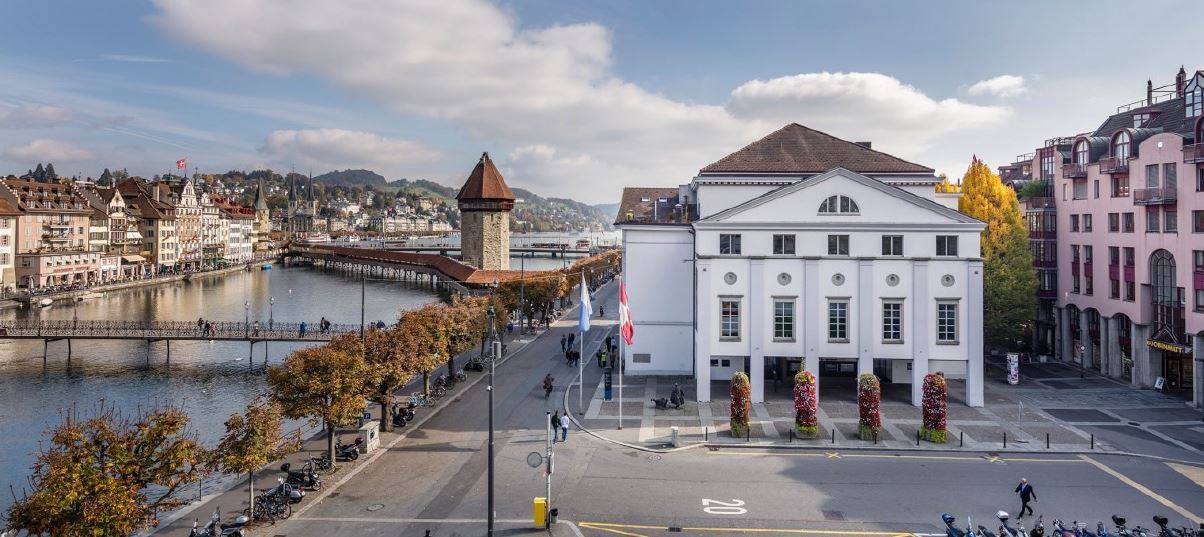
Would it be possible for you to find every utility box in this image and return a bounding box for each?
[533,497,547,528]
[336,421,380,454]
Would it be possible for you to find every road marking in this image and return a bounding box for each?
[702,498,747,515]
[578,521,920,536]
[705,450,1083,464]
[295,516,530,523]
[1078,455,1202,523]
[1167,462,1204,489]
[825,452,841,459]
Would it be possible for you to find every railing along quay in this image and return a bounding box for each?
[0,319,358,342]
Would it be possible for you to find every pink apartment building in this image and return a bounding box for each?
[1016,67,1204,408]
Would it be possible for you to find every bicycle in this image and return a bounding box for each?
[409,392,428,407]
[453,369,467,383]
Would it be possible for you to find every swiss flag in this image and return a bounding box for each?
[619,279,634,345]
[176,158,187,170]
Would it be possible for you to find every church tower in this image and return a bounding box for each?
[252,179,271,238]
[457,152,514,270]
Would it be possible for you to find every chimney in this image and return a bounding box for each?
[1147,79,1153,103]
[855,141,872,149]
[1176,66,1187,97]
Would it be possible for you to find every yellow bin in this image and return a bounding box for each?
[533,497,547,528]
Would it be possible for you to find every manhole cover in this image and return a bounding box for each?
[366,503,384,512]
[329,492,340,497]
[822,510,846,521]
[647,454,662,462]
[454,397,462,402]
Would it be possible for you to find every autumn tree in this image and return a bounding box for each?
[958,157,1038,349]
[6,405,206,536]
[268,345,370,465]
[397,303,447,395]
[209,398,297,513]
[331,329,414,432]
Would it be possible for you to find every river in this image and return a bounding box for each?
[0,246,582,513]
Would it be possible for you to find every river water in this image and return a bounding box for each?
[0,247,577,513]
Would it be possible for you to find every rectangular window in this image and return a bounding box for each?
[1124,247,1135,267]
[1085,272,1093,296]
[1071,244,1080,262]
[1165,208,1178,233]
[1164,163,1177,191]
[1070,214,1079,232]
[773,299,795,340]
[828,300,849,342]
[772,234,796,255]
[720,298,740,339]
[1112,175,1130,197]
[1109,246,1119,266]
[1125,281,1135,301]
[1094,180,1100,199]
[1147,207,1161,232]
[1110,278,1120,299]
[827,234,849,256]
[935,235,958,256]
[1195,211,1204,233]
[1108,213,1119,232]
[719,234,741,255]
[1123,212,1135,233]
[1083,214,1093,232]
[881,235,903,256]
[1084,245,1093,264]
[1197,168,1204,192]
[1073,181,1087,200]
[1146,164,1160,188]
[882,300,902,342]
[936,302,958,343]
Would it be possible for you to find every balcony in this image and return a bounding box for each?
[1029,229,1056,240]
[1098,156,1130,174]
[1062,163,1089,179]
[1026,197,1056,210]
[1185,143,1204,164]
[46,222,71,229]
[1133,187,1177,205]
[1037,289,1057,299]
[1033,258,1057,269]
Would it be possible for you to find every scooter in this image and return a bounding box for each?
[998,511,1024,537]
[263,477,305,504]
[190,508,248,537]
[1152,516,1177,537]
[942,513,976,537]
[280,461,322,491]
[335,437,362,461]
[1053,520,1075,537]
[1073,521,1098,537]
[1030,516,1046,537]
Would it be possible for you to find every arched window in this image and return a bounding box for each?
[1075,140,1089,165]
[818,195,859,214]
[1150,249,1176,304]
[1113,131,1131,161]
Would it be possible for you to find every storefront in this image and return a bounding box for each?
[1147,338,1194,397]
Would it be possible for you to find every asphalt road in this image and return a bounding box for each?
[260,281,1204,537]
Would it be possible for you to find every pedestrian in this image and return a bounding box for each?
[197,317,204,331]
[567,332,575,349]
[550,411,560,443]
[600,350,608,369]
[604,335,613,354]
[506,320,514,334]
[253,320,260,338]
[299,321,307,337]
[560,334,567,353]
[559,412,570,441]
[1015,478,1036,518]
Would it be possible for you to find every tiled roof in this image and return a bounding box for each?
[457,152,515,202]
[699,123,933,175]
[1091,90,1199,141]
[0,197,21,216]
[294,244,533,286]
[614,187,685,226]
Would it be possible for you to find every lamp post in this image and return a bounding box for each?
[518,252,528,331]
[243,300,249,336]
[268,296,275,330]
[486,306,498,537]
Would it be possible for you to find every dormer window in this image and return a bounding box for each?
[1132,112,1154,128]
[1074,140,1089,165]
[1187,74,1203,118]
[819,195,859,214]
[1113,131,1131,160]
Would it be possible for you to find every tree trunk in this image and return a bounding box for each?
[423,371,430,395]
[327,422,336,468]
[379,396,391,432]
[248,470,255,515]
[447,356,455,384]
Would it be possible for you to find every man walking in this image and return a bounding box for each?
[559,412,570,441]
[1015,478,1036,518]
[560,334,567,354]
[550,411,560,443]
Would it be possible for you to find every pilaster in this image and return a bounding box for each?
[910,261,930,407]
[749,259,765,403]
[695,261,712,402]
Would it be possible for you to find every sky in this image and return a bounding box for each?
[0,0,1199,204]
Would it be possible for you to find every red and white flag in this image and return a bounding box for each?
[619,279,634,345]
[176,158,187,170]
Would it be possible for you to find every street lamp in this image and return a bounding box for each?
[244,300,250,336]
[518,252,532,331]
[269,296,275,330]
[485,305,498,537]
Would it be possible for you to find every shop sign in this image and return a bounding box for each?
[1145,338,1191,354]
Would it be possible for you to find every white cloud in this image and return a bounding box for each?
[727,72,1011,156]
[99,54,172,63]
[258,128,442,174]
[4,139,94,161]
[150,0,1012,202]
[966,75,1027,98]
[0,104,75,129]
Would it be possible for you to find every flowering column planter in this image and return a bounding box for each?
[729,372,751,438]
[857,373,881,441]
[920,372,948,443]
[793,370,818,438]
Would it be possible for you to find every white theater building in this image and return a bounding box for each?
[617,124,987,406]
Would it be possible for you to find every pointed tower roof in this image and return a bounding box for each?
[253,179,269,211]
[457,152,515,212]
[307,173,316,202]
[287,173,297,202]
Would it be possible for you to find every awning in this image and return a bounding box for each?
[121,255,146,264]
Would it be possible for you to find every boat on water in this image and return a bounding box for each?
[37,298,53,307]
[261,263,273,270]
[75,292,103,301]
[575,238,591,249]
[296,232,332,244]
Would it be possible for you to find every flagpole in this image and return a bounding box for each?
[578,270,585,411]
[617,275,623,431]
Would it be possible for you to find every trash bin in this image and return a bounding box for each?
[549,508,559,524]
[533,497,547,528]
[670,426,680,447]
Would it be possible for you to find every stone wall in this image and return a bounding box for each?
[461,210,510,270]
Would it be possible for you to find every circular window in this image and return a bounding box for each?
[831,273,845,286]
[724,272,737,285]
[777,272,792,286]
[886,274,900,287]
[941,274,955,287]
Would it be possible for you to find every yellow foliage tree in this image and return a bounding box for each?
[958,157,1037,348]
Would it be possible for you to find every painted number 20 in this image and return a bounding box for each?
[702,499,747,515]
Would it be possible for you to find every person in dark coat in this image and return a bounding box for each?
[1015,478,1036,517]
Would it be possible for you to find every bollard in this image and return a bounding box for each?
[873,430,878,445]
[959,431,964,447]
[1003,432,1007,449]
[789,429,794,443]
[705,427,708,442]
[1090,433,1094,450]
[1046,432,1050,449]
[746,424,751,442]
[916,429,921,446]
[831,428,835,444]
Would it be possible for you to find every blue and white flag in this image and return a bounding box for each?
[578,274,591,332]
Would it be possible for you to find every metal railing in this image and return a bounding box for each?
[1184,143,1204,164]
[1133,187,1177,205]
[1062,163,1088,179]
[1098,156,1129,174]
[0,319,359,341]
[1026,197,1056,210]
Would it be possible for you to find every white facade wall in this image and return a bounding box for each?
[622,226,694,374]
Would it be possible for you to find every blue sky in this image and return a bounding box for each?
[0,0,1199,203]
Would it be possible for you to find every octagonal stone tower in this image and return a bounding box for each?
[457,152,514,270]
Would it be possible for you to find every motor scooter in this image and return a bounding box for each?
[190,508,248,537]
[942,513,975,537]
[280,461,322,490]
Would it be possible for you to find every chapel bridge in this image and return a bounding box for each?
[0,319,360,360]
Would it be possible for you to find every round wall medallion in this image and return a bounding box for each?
[724,272,737,285]
[831,273,845,286]
[777,272,792,286]
[941,274,955,287]
[886,274,900,287]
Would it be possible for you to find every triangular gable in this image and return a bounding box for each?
[697,167,981,225]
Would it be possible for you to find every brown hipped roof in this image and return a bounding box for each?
[699,123,933,175]
[457,152,515,201]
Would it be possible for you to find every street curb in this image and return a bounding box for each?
[146,325,546,535]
